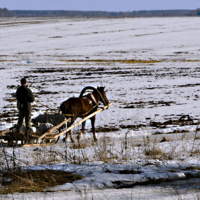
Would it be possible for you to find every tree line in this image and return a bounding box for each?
[1,8,200,17]
[0,8,13,17]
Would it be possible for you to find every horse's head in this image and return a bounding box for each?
[97,86,109,106]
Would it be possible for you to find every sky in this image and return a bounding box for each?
[1,0,200,11]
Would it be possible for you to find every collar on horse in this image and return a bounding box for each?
[82,93,98,106]
[88,93,98,105]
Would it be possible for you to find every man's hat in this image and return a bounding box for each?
[21,78,27,85]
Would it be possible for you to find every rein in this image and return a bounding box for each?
[35,100,56,111]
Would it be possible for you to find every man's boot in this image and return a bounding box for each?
[16,126,22,135]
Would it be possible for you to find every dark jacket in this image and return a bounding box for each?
[16,85,35,112]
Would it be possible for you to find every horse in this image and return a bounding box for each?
[59,86,109,142]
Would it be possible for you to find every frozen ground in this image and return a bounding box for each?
[1,17,200,199]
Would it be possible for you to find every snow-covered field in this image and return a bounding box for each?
[1,17,200,199]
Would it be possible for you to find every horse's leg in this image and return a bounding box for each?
[91,116,97,142]
[69,129,75,143]
[78,121,86,140]
[63,119,75,143]
[63,120,71,142]
[68,118,76,143]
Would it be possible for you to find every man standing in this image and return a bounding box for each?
[16,78,35,138]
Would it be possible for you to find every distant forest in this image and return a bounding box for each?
[0,8,13,17]
[1,7,200,17]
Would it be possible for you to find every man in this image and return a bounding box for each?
[16,78,35,138]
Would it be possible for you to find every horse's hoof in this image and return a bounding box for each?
[71,138,75,143]
[63,137,67,142]
[77,134,82,141]
[94,138,98,142]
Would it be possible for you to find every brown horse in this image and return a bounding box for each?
[60,86,109,142]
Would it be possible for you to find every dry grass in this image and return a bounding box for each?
[59,59,200,64]
[0,60,17,62]
[72,141,89,149]
[0,169,83,194]
[1,118,200,196]
[59,59,164,64]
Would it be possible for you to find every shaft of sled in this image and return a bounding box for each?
[53,102,112,139]
[37,118,71,143]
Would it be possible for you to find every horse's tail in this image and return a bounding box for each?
[59,102,66,114]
